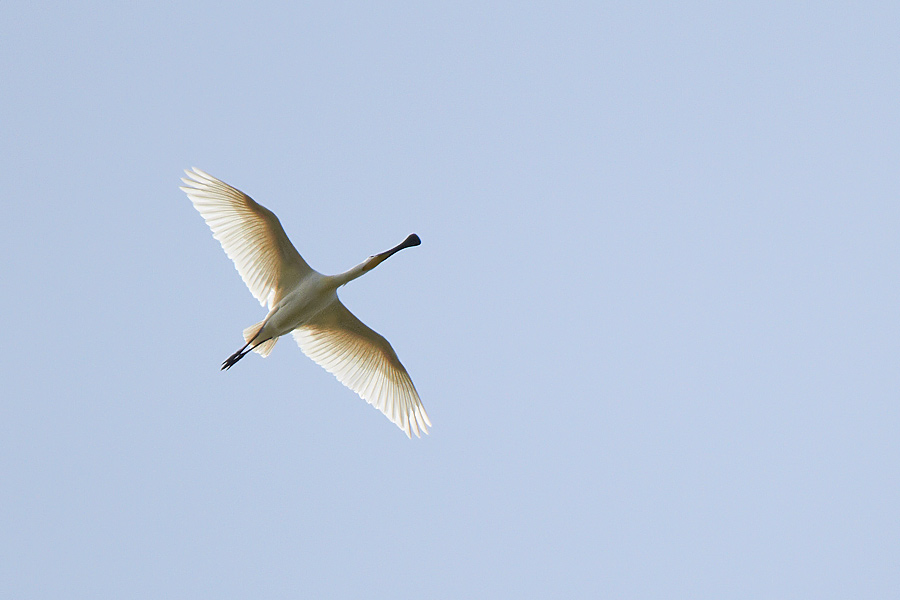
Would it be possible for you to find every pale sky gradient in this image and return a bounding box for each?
[2,2,898,598]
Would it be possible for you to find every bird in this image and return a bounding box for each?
[181,168,431,437]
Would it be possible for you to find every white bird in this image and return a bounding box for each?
[181,168,431,437]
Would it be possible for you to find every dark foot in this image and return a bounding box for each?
[221,348,248,371]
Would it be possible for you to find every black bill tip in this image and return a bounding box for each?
[377,233,423,262]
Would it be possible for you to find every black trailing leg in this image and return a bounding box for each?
[222,341,252,371]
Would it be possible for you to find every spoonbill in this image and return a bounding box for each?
[181,168,431,437]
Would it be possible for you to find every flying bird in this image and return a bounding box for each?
[181,168,431,437]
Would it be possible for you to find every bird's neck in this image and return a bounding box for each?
[331,256,383,287]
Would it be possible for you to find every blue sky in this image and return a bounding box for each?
[2,2,898,598]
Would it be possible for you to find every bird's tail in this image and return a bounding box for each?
[243,320,278,357]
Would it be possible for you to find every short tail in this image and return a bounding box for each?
[243,320,277,357]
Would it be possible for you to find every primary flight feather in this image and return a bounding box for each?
[181,168,431,437]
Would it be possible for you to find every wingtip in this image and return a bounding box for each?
[403,413,430,438]
[183,167,214,183]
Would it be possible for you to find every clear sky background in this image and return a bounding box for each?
[2,2,898,598]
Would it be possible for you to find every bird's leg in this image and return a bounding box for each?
[221,340,252,371]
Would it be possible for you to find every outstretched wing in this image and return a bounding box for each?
[181,168,314,308]
[292,300,431,438]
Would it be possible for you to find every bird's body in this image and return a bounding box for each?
[272,279,332,331]
[255,276,335,345]
[181,168,431,437]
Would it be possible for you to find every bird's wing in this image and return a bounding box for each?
[292,300,431,438]
[181,167,314,308]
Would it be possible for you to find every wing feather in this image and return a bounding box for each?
[181,168,314,308]
[292,301,431,437]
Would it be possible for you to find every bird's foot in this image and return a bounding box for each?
[221,348,247,371]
